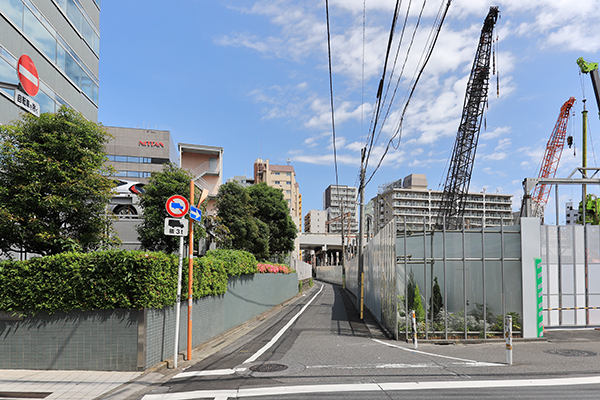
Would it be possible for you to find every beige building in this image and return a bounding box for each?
[324,185,358,234]
[104,126,177,183]
[304,209,327,233]
[254,158,302,230]
[180,143,224,215]
[374,173,514,233]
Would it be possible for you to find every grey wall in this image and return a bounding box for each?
[0,309,139,371]
[0,273,299,371]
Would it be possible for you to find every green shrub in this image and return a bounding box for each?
[0,250,178,315]
[204,249,258,276]
[0,249,264,315]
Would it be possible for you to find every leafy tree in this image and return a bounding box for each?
[247,182,297,256]
[215,182,269,260]
[428,276,444,320]
[136,163,205,253]
[413,284,425,323]
[0,107,115,256]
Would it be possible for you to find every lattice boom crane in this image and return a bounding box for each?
[530,97,575,218]
[437,6,499,230]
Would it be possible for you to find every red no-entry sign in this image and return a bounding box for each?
[17,55,39,97]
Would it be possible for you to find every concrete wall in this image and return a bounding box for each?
[291,258,313,281]
[315,265,343,286]
[0,273,299,371]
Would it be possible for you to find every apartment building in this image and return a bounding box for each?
[304,209,327,233]
[180,143,224,215]
[324,185,358,234]
[0,1,100,123]
[374,174,513,233]
[254,158,302,230]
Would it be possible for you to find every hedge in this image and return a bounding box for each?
[0,249,258,316]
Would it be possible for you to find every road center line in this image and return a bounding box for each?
[372,338,504,366]
[243,283,324,364]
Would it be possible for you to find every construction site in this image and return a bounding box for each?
[316,6,600,341]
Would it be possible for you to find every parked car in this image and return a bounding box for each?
[108,180,145,217]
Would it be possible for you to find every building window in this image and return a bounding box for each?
[274,181,280,184]
[57,0,100,54]
[2,0,100,104]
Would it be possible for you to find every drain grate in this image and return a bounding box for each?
[249,363,289,372]
[544,349,597,357]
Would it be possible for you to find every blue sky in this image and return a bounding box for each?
[98,0,600,225]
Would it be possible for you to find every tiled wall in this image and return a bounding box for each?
[0,273,299,371]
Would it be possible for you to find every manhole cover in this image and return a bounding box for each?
[249,363,289,372]
[544,349,597,357]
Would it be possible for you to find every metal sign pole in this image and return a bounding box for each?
[173,235,184,369]
[187,181,194,361]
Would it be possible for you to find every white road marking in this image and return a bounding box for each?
[142,375,600,399]
[372,338,504,366]
[306,363,436,369]
[243,283,324,364]
[168,284,324,381]
[173,368,247,379]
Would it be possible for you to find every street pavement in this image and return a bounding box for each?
[1,281,600,399]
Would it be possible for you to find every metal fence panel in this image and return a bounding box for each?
[396,219,521,340]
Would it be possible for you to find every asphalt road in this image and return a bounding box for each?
[133,282,600,400]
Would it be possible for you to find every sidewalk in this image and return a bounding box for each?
[0,369,141,400]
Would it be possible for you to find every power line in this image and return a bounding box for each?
[324,0,339,188]
[365,0,452,186]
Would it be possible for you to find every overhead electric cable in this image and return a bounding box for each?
[324,0,339,188]
[364,0,403,168]
[365,0,452,186]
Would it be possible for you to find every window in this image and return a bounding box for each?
[274,181,280,185]
[2,0,99,104]
[209,157,217,172]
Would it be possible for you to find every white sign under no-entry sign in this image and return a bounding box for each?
[15,90,40,117]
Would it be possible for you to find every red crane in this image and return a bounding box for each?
[530,97,576,218]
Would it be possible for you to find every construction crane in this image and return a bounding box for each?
[529,97,576,218]
[577,58,600,119]
[436,6,500,230]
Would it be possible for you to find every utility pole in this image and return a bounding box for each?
[582,99,590,325]
[340,185,346,289]
[358,148,366,319]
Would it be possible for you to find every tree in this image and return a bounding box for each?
[413,284,425,323]
[214,182,269,260]
[247,183,297,256]
[428,276,444,320]
[0,107,115,256]
[136,163,204,253]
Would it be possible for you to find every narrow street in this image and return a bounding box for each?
[137,282,600,400]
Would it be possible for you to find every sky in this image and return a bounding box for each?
[97,0,600,226]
